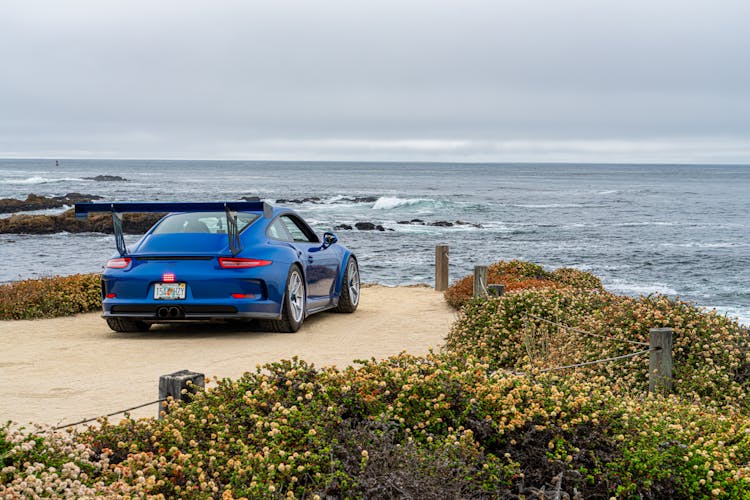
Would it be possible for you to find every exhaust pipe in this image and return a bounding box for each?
[168,307,181,318]
[157,307,169,318]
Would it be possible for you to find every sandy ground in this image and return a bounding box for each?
[0,285,456,426]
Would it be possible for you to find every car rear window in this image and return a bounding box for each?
[152,212,259,235]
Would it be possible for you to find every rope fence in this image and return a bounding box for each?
[466,261,673,392]
[493,311,665,381]
[54,398,166,430]
[523,312,650,347]
[535,348,653,374]
[53,370,206,431]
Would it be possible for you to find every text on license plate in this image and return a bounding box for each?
[154,282,186,300]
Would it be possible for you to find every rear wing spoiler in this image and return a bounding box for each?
[74,201,273,257]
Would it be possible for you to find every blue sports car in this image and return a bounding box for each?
[74,201,359,333]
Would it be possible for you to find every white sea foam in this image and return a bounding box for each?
[615,221,675,227]
[606,280,679,297]
[512,203,589,209]
[372,196,433,210]
[708,306,750,327]
[0,205,71,219]
[1,176,85,185]
[660,242,741,249]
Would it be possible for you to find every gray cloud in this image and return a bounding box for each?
[1,0,748,162]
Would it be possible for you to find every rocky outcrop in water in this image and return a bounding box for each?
[355,222,386,231]
[397,219,483,228]
[0,209,163,235]
[274,197,323,204]
[333,220,482,231]
[83,175,128,182]
[0,193,103,214]
[271,196,379,205]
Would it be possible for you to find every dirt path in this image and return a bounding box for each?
[0,286,456,426]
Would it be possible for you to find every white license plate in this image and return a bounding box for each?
[154,283,186,300]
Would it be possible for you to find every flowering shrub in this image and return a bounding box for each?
[447,287,750,408]
[0,273,101,320]
[3,264,750,498]
[444,260,603,309]
[3,355,750,498]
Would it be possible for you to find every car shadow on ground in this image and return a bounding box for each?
[105,313,332,340]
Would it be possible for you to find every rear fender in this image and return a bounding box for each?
[334,249,355,297]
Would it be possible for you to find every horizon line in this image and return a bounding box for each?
[1,156,749,167]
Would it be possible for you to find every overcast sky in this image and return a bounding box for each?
[1,0,748,163]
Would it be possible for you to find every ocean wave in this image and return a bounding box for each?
[1,176,85,185]
[659,241,742,249]
[708,306,750,327]
[0,205,71,219]
[512,203,596,209]
[615,221,675,227]
[605,280,678,297]
[372,196,446,210]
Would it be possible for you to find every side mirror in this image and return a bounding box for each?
[323,232,338,248]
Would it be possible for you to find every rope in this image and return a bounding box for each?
[536,348,653,373]
[524,313,650,347]
[473,283,654,376]
[53,398,167,430]
[493,348,654,377]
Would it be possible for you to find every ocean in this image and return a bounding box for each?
[1,159,749,325]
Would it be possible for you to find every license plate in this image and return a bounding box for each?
[154,283,186,300]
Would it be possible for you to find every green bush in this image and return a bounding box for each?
[0,273,101,320]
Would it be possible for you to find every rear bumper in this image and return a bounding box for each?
[103,299,282,321]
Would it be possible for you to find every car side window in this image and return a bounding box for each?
[267,218,292,241]
[281,215,318,243]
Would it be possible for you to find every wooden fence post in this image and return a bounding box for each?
[435,245,449,291]
[488,284,505,297]
[473,265,488,297]
[159,370,205,419]
[649,328,673,394]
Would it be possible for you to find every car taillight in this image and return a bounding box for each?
[219,258,272,269]
[231,293,256,299]
[162,273,176,282]
[106,258,131,269]
[106,293,116,299]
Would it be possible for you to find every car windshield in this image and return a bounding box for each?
[152,212,259,234]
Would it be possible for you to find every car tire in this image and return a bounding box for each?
[106,317,151,333]
[334,256,360,313]
[269,265,305,333]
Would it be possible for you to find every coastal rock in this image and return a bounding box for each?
[83,175,128,182]
[355,222,386,231]
[0,193,103,214]
[454,220,483,228]
[334,224,353,231]
[396,219,483,228]
[0,209,164,235]
[344,196,379,203]
[274,197,322,204]
[270,196,379,205]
